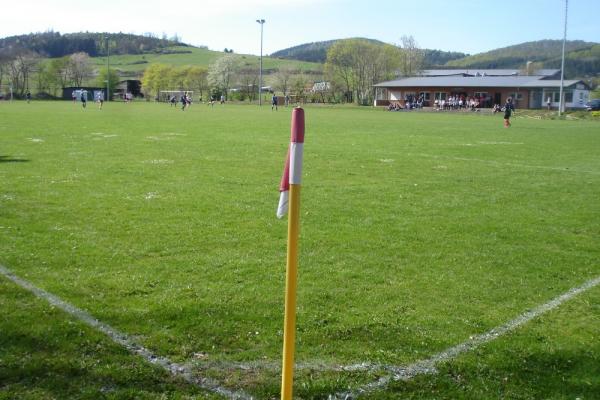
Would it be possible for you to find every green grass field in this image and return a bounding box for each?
[1,101,599,399]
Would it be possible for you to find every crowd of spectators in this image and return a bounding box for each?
[387,94,504,112]
[387,94,425,111]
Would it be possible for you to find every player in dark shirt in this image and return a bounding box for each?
[503,97,514,127]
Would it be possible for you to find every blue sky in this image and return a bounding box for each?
[1,0,598,56]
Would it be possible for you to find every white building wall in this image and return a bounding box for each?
[570,89,589,109]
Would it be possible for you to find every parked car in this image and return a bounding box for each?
[585,99,600,111]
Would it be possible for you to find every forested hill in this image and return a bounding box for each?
[0,31,189,58]
[446,40,600,77]
[271,38,383,62]
[271,38,469,66]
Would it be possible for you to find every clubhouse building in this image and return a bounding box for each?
[373,68,591,109]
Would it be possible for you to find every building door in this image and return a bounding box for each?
[494,92,502,105]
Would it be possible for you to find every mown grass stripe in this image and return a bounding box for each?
[0,263,253,400]
[331,274,600,399]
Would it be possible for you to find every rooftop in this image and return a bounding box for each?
[374,76,584,89]
[419,69,560,77]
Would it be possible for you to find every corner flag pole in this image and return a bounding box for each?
[277,107,305,400]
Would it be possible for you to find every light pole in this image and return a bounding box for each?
[558,0,568,116]
[256,19,265,106]
[105,35,110,102]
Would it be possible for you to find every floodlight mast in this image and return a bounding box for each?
[558,0,568,116]
[256,19,265,106]
[105,35,110,102]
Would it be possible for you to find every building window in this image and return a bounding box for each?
[508,92,523,101]
[434,92,446,101]
[547,90,573,103]
[376,88,388,100]
[565,91,573,103]
[474,92,488,99]
[419,92,431,101]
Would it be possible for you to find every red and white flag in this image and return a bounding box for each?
[277,108,305,219]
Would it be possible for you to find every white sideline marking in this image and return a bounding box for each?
[330,275,600,399]
[0,264,253,400]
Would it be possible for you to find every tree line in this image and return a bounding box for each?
[0,48,115,98]
[0,31,187,58]
[271,38,468,67]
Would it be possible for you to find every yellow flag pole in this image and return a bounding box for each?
[281,183,301,400]
[279,108,305,400]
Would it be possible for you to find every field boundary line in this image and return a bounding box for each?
[0,264,253,400]
[330,274,600,399]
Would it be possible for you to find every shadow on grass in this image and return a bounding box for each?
[378,346,600,399]
[0,281,209,399]
[0,155,30,163]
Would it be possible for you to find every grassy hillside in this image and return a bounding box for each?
[90,46,323,80]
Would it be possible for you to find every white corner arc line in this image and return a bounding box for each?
[0,264,253,400]
[330,274,600,399]
[4,262,598,399]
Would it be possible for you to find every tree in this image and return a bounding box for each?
[95,68,119,100]
[291,73,308,103]
[325,39,400,105]
[371,44,401,89]
[272,65,295,96]
[35,60,53,95]
[0,52,9,89]
[236,67,258,101]
[398,35,425,76]
[48,56,73,90]
[325,40,355,103]
[7,50,39,96]
[141,63,170,99]
[69,52,92,86]
[167,66,188,90]
[185,66,208,100]
[208,54,238,99]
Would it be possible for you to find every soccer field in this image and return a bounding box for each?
[1,101,599,399]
